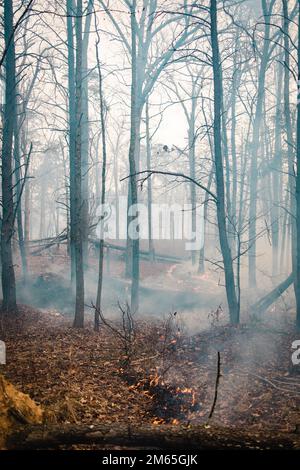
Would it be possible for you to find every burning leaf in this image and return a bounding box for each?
[171,418,180,425]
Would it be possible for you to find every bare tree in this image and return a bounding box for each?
[210,0,239,323]
[94,11,108,331]
[295,0,300,330]
[73,0,85,328]
[1,0,17,311]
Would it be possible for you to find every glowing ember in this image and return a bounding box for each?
[152,417,165,425]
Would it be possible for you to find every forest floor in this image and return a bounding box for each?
[0,250,299,449]
[0,303,300,449]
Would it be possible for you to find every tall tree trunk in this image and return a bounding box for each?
[230,44,240,240]
[39,183,45,239]
[73,0,85,328]
[24,175,30,243]
[13,121,27,282]
[94,25,107,332]
[271,61,283,276]
[67,0,76,284]
[282,0,297,294]
[210,0,239,324]
[279,190,289,272]
[113,137,120,241]
[145,101,155,261]
[199,100,214,274]
[188,95,197,265]
[295,0,300,331]
[198,169,213,274]
[125,106,142,279]
[221,91,231,234]
[81,0,93,271]
[128,0,139,313]
[248,0,272,287]
[1,0,17,311]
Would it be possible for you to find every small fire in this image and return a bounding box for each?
[150,373,162,387]
[181,387,192,393]
[171,418,180,425]
[152,417,165,425]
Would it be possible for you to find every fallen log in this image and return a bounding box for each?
[29,234,68,255]
[7,423,300,450]
[27,234,67,245]
[250,273,294,316]
[28,235,183,264]
[90,238,183,264]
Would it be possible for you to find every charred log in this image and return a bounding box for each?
[7,423,300,450]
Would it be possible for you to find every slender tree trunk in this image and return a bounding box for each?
[113,139,120,241]
[145,101,155,261]
[295,0,300,330]
[248,0,271,287]
[81,0,93,271]
[188,96,197,265]
[24,131,31,244]
[271,61,283,276]
[128,0,139,313]
[24,177,30,243]
[39,183,45,239]
[13,121,27,282]
[282,0,297,295]
[61,141,70,255]
[237,121,252,236]
[73,0,85,328]
[210,0,239,324]
[67,0,76,284]
[230,45,240,240]
[125,105,142,279]
[279,190,289,272]
[199,101,214,274]
[1,0,17,311]
[221,93,231,233]
[94,134,101,203]
[94,26,107,332]
[198,169,213,274]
